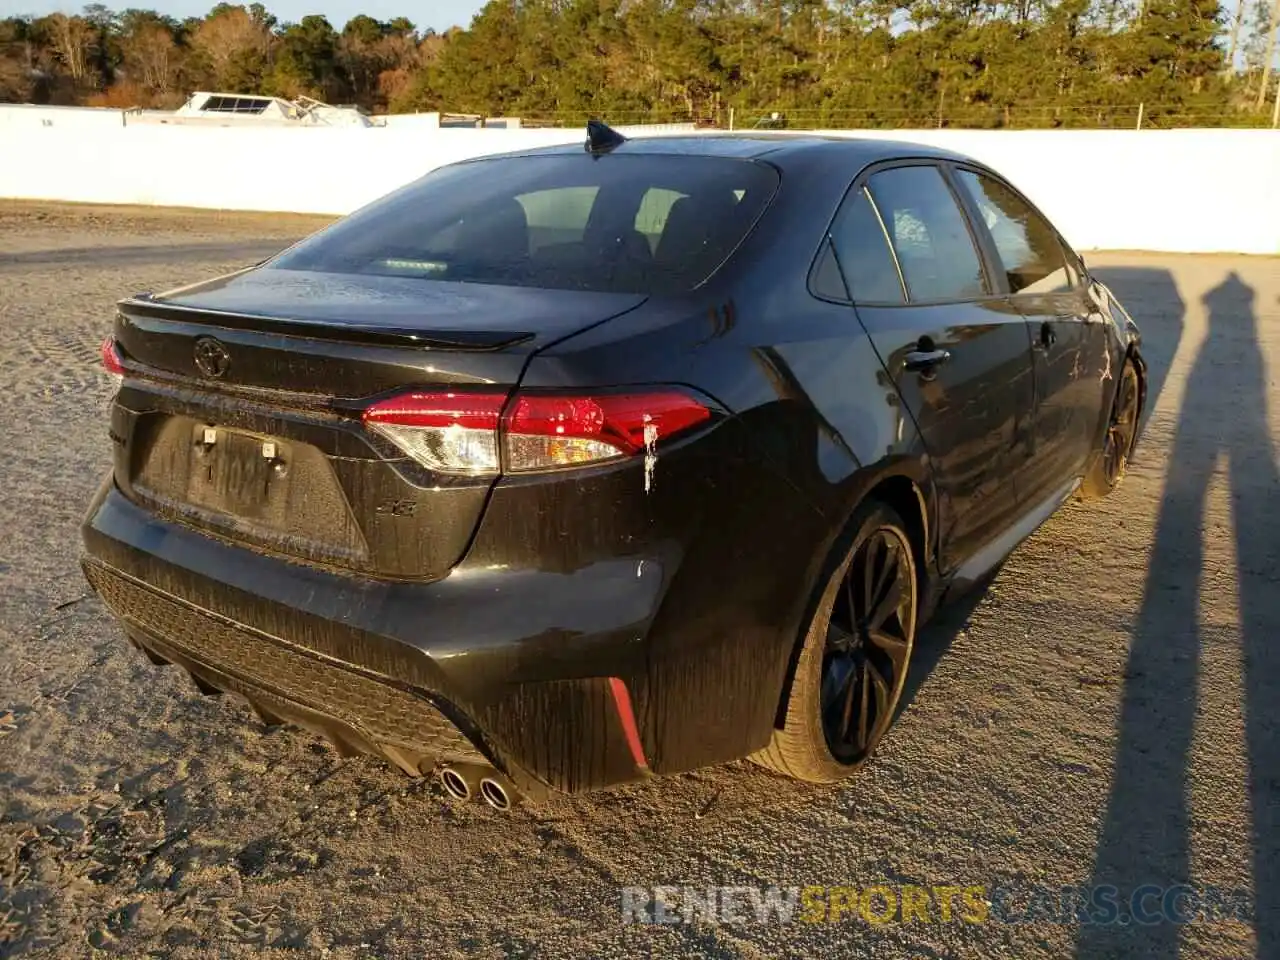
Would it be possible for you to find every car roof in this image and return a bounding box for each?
[464,132,977,168]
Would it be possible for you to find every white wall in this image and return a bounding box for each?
[0,103,128,129]
[810,128,1280,257]
[0,119,1276,254]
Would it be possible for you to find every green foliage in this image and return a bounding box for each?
[266,14,345,99]
[0,0,1275,125]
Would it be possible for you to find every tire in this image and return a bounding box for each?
[750,500,919,783]
[1079,355,1142,501]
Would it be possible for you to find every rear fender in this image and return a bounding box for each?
[768,458,938,732]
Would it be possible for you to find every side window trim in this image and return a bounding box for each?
[808,177,860,305]
[823,185,909,306]
[1056,233,1089,289]
[858,187,909,303]
[938,161,1009,297]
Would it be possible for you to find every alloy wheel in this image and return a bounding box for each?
[820,527,916,765]
[1103,362,1141,485]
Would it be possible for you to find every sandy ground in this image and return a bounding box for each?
[0,201,1277,960]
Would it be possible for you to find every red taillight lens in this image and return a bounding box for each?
[361,388,712,475]
[505,392,711,471]
[101,337,125,382]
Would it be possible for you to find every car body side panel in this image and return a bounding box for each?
[853,299,1035,577]
[1084,278,1146,448]
[514,308,891,773]
[462,414,829,776]
[516,152,946,771]
[1014,284,1114,506]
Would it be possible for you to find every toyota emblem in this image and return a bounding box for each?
[193,336,231,379]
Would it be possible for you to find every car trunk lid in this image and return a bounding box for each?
[109,267,646,581]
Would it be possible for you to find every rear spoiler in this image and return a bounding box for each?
[116,296,535,352]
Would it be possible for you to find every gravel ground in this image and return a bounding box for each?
[1,201,1277,960]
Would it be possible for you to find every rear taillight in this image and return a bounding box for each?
[362,389,712,475]
[363,392,506,474]
[101,337,125,384]
[505,392,710,471]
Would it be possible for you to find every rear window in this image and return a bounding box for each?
[270,154,780,295]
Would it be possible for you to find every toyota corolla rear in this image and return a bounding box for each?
[80,145,791,800]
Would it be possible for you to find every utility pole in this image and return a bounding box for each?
[1136,102,1144,129]
[1258,0,1280,111]
[1273,73,1280,127]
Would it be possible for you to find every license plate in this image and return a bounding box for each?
[189,428,283,518]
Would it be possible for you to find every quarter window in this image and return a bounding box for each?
[865,166,988,302]
[810,239,850,301]
[955,170,1071,295]
[827,188,904,304]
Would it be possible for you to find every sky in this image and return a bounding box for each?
[0,0,486,31]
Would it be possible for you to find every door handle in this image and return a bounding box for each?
[1038,322,1057,349]
[904,348,951,372]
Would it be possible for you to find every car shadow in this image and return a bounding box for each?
[897,575,993,716]
[899,264,1188,723]
[1075,270,1279,957]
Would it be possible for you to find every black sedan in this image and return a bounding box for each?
[82,124,1146,808]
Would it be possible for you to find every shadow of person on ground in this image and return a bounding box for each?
[1076,271,1280,957]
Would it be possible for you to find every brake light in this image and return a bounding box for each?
[362,389,712,475]
[505,392,710,471]
[100,337,125,384]
[363,392,505,474]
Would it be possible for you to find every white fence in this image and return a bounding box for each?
[0,117,1277,254]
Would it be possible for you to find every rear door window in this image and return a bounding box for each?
[865,165,989,302]
[270,155,780,295]
[826,187,905,304]
[955,170,1072,295]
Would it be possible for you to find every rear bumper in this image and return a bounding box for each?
[81,477,658,794]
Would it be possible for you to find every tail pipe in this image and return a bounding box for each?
[478,772,517,811]
[438,763,522,810]
[438,765,475,801]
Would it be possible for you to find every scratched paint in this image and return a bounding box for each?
[642,414,658,493]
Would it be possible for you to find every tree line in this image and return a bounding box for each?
[1,0,1278,127]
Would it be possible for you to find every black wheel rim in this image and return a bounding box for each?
[820,527,916,765]
[1103,364,1140,485]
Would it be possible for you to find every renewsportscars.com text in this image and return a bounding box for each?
[620,884,1253,927]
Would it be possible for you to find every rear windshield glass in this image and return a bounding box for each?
[269,153,780,295]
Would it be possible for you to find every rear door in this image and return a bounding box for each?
[830,162,1036,574]
[950,167,1111,506]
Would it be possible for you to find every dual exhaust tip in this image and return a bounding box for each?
[439,764,516,812]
